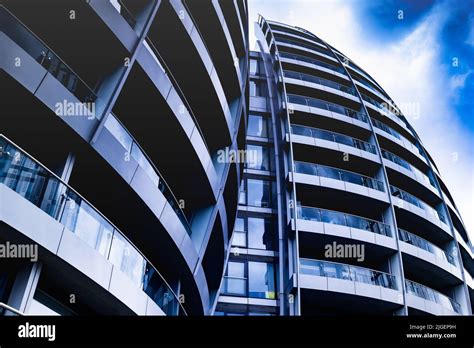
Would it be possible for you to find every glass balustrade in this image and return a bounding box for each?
[398,229,458,266]
[275,36,335,58]
[371,118,423,157]
[294,161,385,192]
[0,6,97,105]
[283,70,356,96]
[390,186,447,224]
[405,279,461,313]
[291,124,376,154]
[381,149,436,188]
[279,51,346,74]
[296,205,391,237]
[103,114,192,236]
[0,136,184,316]
[299,259,397,290]
[287,94,367,122]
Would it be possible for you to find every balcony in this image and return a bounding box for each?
[287,94,367,123]
[405,279,461,314]
[0,135,184,316]
[398,229,457,267]
[381,149,435,189]
[296,206,391,237]
[291,124,376,154]
[300,259,397,289]
[0,6,97,105]
[390,185,447,225]
[294,161,384,192]
[283,70,356,96]
[279,51,346,75]
[275,36,336,60]
[298,258,402,313]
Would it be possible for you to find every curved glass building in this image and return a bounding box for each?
[215,17,474,316]
[0,0,248,316]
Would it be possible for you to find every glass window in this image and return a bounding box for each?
[224,261,247,296]
[247,114,271,138]
[249,59,259,75]
[248,262,276,299]
[247,179,272,208]
[248,217,276,250]
[246,144,273,171]
[109,233,146,286]
[249,81,258,96]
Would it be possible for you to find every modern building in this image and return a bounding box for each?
[0,0,248,316]
[215,17,474,316]
[1,0,473,317]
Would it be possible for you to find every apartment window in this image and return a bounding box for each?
[246,144,274,171]
[247,114,272,138]
[249,80,267,97]
[249,59,259,75]
[239,179,274,208]
[232,216,277,250]
[248,262,276,299]
[223,261,276,300]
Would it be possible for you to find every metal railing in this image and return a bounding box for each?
[279,51,346,74]
[0,6,97,104]
[371,118,423,157]
[0,135,185,316]
[0,302,25,316]
[291,124,377,154]
[405,279,461,313]
[287,94,367,123]
[390,185,447,224]
[294,161,385,192]
[398,229,458,266]
[300,259,398,290]
[275,35,335,58]
[381,149,436,188]
[283,70,357,96]
[296,205,391,237]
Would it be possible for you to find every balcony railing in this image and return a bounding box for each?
[283,70,357,96]
[371,118,423,157]
[296,205,392,237]
[279,51,346,74]
[390,185,447,224]
[398,229,458,266]
[361,93,400,118]
[405,279,461,313]
[294,161,385,192]
[0,6,97,105]
[291,124,376,154]
[0,135,184,316]
[103,114,193,236]
[381,149,436,188]
[275,35,335,58]
[299,259,398,290]
[287,94,368,123]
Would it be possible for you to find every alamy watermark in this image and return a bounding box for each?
[324,241,365,262]
[0,242,38,262]
[217,147,258,167]
[55,99,95,120]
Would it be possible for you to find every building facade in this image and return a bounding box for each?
[0,0,248,316]
[1,1,473,317]
[215,17,474,316]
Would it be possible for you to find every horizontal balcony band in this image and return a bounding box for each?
[405,279,461,314]
[291,124,376,154]
[287,93,367,123]
[283,70,359,101]
[296,205,392,237]
[0,135,184,316]
[299,258,398,291]
[275,36,336,61]
[280,51,347,76]
[293,161,385,192]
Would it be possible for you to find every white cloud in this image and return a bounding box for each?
[249,0,474,239]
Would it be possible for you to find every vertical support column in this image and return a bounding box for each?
[6,262,42,315]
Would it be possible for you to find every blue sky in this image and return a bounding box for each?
[248,0,474,238]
